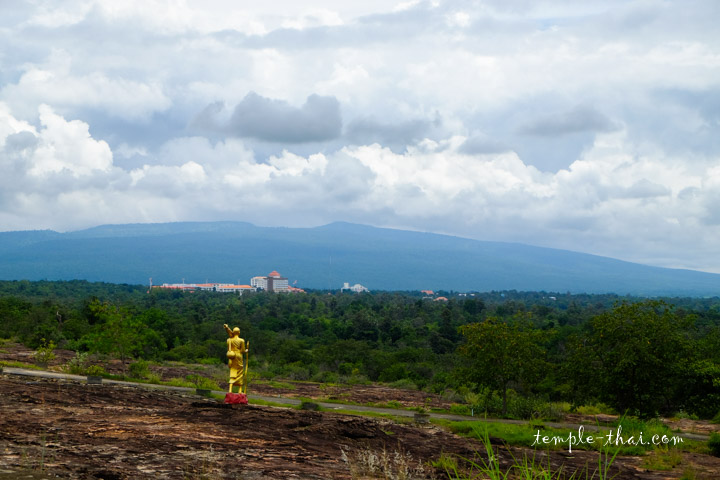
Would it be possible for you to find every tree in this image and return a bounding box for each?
[571,301,692,417]
[85,300,156,371]
[457,316,546,415]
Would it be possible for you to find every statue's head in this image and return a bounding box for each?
[233,327,240,335]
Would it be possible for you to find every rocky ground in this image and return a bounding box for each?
[0,374,707,480]
[2,342,720,479]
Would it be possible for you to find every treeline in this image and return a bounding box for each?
[1,280,719,419]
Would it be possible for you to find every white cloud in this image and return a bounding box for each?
[2,0,720,274]
[29,105,113,177]
[2,50,171,122]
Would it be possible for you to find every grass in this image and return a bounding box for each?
[574,403,614,416]
[436,425,622,480]
[248,397,298,408]
[641,447,684,471]
[445,417,694,457]
[0,360,44,370]
[253,379,298,390]
[341,445,427,479]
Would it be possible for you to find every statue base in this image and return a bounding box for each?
[224,392,248,405]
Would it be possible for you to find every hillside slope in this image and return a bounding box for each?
[1,221,719,296]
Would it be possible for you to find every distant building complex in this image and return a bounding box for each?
[251,270,289,292]
[341,282,369,293]
[153,270,304,294]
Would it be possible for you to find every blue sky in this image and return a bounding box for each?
[1,0,719,273]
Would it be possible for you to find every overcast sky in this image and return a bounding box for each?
[1,0,719,273]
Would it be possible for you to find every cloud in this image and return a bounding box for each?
[1,50,171,122]
[2,0,720,274]
[345,114,440,151]
[197,92,343,143]
[2,98,720,273]
[519,105,619,137]
[459,133,510,155]
[0,103,112,179]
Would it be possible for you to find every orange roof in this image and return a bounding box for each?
[268,270,281,277]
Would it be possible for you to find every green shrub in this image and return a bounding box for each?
[33,338,56,366]
[197,357,222,365]
[441,388,464,403]
[128,360,151,379]
[673,410,699,421]
[508,395,546,420]
[712,410,720,424]
[575,402,613,415]
[709,433,720,457]
[65,351,90,374]
[312,370,339,383]
[449,404,471,416]
[538,402,567,422]
[85,364,106,376]
[388,378,417,390]
[299,401,320,411]
[165,377,195,388]
[186,374,220,390]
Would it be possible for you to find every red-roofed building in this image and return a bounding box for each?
[251,271,289,292]
[153,282,256,295]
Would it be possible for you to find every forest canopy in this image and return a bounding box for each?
[1,280,719,419]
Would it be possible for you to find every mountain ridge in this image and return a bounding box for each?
[0,221,718,296]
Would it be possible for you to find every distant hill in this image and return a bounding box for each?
[0,221,719,296]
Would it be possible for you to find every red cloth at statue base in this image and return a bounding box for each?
[224,392,248,404]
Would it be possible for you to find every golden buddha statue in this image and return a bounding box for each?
[223,324,249,393]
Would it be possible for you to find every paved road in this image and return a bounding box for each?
[1,366,710,442]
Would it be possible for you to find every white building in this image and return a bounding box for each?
[250,276,267,290]
[156,282,255,294]
[252,270,290,292]
[341,282,369,293]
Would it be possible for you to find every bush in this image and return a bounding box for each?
[450,404,471,416]
[284,362,312,381]
[508,395,546,420]
[65,351,90,374]
[538,402,567,422]
[673,410,699,421]
[86,364,106,376]
[388,378,417,390]
[166,377,195,388]
[441,388,464,403]
[312,370,339,383]
[299,401,320,411]
[33,338,56,366]
[128,360,151,379]
[709,433,720,458]
[712,410,720,425]
[187,374,220,390]
[575,403,613,415]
